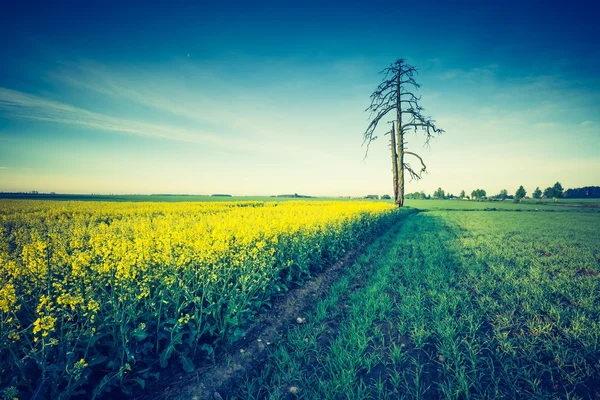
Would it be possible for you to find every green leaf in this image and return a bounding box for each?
[88,332,110,347]
[172,331,184,346]
[179,354,195,373]
[132,329,148,341]
[87,355,108,367]
[142,341,154,353]
[45,362,66,372]
[132,377,146,389]
[159,345,174,368]
[200,343,214,356]
[233,328,245,339]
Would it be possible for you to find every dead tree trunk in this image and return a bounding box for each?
[395,66,404,207]
[389,122,398,203]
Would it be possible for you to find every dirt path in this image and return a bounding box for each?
[140,213,414,400]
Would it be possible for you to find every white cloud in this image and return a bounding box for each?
[48,61,316,146]
[0,87,250,148]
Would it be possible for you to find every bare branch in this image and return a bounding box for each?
[404,151,427,174]
[399,77,420,89]
[366,89,396,117]
[363,104,395,157]
[401,104,444,146]
[403,163,422,181]
[400,90,420,99]
[400,107,425,117]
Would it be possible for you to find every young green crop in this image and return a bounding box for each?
[233,207,600,399]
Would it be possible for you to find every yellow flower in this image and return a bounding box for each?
[33,315,57,338]
[56,293,84,312]
[0,283,18,313]
[87,299,100,314]
[74,358,88,368]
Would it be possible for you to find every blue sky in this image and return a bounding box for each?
[1,0,598,196]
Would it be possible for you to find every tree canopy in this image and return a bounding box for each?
[433,187,445,199]
[471,189,487,200]
[515,185,527,201]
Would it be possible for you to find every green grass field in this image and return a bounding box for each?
[228,200,600,399]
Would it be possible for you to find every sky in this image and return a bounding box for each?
[0,0,599,197]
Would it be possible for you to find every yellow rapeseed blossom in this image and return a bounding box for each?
[33,315,57,338]
[0,283,18,313]
[56,293,84,312]
[0,199,396,397]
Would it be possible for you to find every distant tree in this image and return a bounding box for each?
[471,189,487,200]
[499,189,508,200]
[405,191,427,200]
[552,182,564,198]
[532,187,542,199]
[363,59,444,207]
[459,190,466,199]
[515,185,527,201]
[433,187,445,199]
[543,187,553,198]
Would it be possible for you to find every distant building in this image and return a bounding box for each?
[365,195,379,199]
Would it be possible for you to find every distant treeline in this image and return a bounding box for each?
[563,186,600,198]
[404,185,600,201]
[271,193,313,198]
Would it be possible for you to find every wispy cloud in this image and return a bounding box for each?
[48,62,308,148]
[51,62,226,126]
[45,61,349,159]
[0,87,246,148]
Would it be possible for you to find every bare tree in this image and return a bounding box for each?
[389,121,399,202]
[363,59,444,207]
